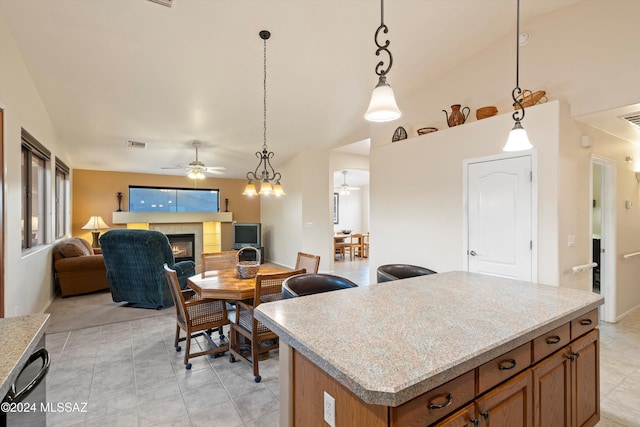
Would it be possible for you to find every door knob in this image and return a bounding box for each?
[469,250,477,256]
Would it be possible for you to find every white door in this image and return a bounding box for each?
[468,156,532,280]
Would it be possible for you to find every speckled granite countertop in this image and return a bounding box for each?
[255,271,603,407]
[0,313,50,398]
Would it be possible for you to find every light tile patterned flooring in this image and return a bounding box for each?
[45,260,639,426]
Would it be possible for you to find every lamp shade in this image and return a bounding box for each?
[81,216,109,230]
[364,76,402,122]
[242,181,258,197]
[503,121,532,152]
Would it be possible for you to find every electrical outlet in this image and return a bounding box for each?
[568,235,576,247]
[324,391,335,427]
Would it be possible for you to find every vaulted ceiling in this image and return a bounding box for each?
[1,0,583,179]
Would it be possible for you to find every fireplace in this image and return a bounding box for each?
[166,233,195,263]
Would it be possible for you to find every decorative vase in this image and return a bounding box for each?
[443,104,470,127]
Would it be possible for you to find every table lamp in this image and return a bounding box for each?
[81,215,110,248]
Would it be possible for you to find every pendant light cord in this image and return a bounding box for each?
[263,36,268,152]
[374,0,392,77]
[512,0,525,122]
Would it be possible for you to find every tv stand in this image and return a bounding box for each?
[235,246,264,264]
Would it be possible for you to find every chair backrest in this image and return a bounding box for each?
[376,264,437,283]
[99,229,180,307]
[295,252,321,274]
[254,269,306,307]
[164,264,188,322]
[201,251,237,277]
[282,273,358,298]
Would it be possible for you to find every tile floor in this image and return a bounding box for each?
[44,260,639,426]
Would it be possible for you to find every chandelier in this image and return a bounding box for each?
[364,0,401,122]
[503,0,533,152]
[242,30,285,197]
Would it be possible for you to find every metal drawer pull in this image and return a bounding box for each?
[427,393,452,410]
[498,359,517,370]
[546,335,561,344]
[579,319,593,326]
[566,351,580,361]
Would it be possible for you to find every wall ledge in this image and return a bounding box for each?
[112,211,233,224]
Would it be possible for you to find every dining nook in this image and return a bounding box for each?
[334,231,369,261]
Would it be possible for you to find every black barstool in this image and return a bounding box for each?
[282,273,358,298]
[376,264,437,283]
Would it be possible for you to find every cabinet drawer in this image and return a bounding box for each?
[477,342,531,394]
[533,322,571,363]
[391,371,475,427]
[571,309,598,339]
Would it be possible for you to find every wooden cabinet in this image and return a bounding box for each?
[435,371,533,427]
[532,329,599,427]
[391,371,475,426]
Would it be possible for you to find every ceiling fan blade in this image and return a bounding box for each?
[204,169,225,175]
[161,165,186,170]
[204,166,226,171]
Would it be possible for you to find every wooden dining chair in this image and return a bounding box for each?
[201,250,237,277]
[229,269,305,382]
[361,232,370,258]
[347,233,363,260]
[164,264,230,370]
[295,252,321,274]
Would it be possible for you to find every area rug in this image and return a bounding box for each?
[45,290,173,334]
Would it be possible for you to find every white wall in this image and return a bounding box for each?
[370,101,563,287]
[1,16,69,316]
[261,150,334,273]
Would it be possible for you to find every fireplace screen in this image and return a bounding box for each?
[166,234,195,263]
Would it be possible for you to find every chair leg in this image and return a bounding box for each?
[184,328,192,369]
[174,325,181,350]
[252,336,261,382]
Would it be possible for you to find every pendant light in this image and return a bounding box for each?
[503,0,532,152]
[242,30,285,197]
[364,0,401,122]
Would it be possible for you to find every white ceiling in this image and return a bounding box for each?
[1,0,584,179]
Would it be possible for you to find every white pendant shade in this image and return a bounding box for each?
[364,77,401,122]
[503,121,532,152]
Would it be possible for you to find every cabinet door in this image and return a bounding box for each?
[432,403,475,427]
[476,370,532,427]
[532,348,571,426]
[571,329,599,427]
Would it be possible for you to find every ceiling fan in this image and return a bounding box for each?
[335,170,360,195]
[161,141,225,179]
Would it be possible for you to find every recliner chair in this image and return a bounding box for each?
[376,264,437,283]
[99,229,196,308]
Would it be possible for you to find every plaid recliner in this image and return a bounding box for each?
[100,229,195,308]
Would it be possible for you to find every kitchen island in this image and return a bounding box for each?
[255,271,604,426]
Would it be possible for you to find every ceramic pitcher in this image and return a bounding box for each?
[443,104,470,127]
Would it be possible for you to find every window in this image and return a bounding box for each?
[55,158,70,239]
[129,186,220,213]
[21,129,50,250]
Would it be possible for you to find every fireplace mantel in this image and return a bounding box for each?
[112,211,233,224]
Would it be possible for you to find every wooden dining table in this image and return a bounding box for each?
[187,267,284,300]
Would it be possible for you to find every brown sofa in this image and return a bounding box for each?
[52,237,110,297]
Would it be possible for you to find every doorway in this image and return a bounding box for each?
[591,155,616,323]
[465,154,535,281]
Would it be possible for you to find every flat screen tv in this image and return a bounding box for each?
[233,223,261,248]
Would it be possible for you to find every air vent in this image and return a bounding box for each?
[147,0,172,7]
[621,112,640,129]
[127,140,147,149]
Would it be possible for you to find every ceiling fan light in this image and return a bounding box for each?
[364,76,402,122]
[242,180,258,196]
[503,121,532,152]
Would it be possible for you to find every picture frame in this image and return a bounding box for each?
[333,193,339,224]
